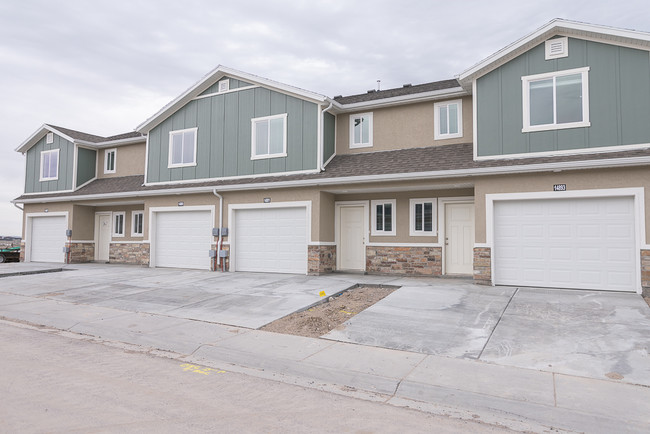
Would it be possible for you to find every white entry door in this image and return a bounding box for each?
[445,203,475,274]
[95,213,111,262]
[493,196,636,291]
[338,205,366,271]
[154,210,212,270]
[234,207,308,274]
[30,216,67,263]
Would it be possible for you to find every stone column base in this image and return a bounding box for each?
[642,249,650,297]
[69,242,95,263]
[308,245,336,275]
[473,247,492,285]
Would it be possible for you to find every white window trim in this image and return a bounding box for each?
[371,199,396,236]
[522,67,590,133]
[39,149,59,181]
[112,212,125,238]
[46,132,54,144]
[250,113,288,160]
[349,113,373,149]
[409,198,438,236]
[131,211,144,237]
[104,148,116,174]
[434,100,463,140]
[168,127,198,168]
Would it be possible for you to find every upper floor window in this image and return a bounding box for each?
[131,211,144,237]
[350,113,373,148]
[113,212,125,237]
[104,148,116,174]
[40,149,59,181]
[251,113,287,160]
[409,198,437,236]
[371,199,396,236]
[522,67,590,133]
[168,128,197,168]
[434,100,463,140]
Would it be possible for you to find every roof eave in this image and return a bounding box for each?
[331,87,468,113]
[14,124,77,153]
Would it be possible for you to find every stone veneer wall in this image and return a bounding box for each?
[69,243,94,263]
[109,243,150,265]
[19,242,25,262]
[308,245,336,275]
[366,246,442,275]
[642,249,650,296]
[473,247,491,285]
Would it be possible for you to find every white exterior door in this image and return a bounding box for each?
[493,197,636,292]
[234,207,307,274]
[338,205,365,271]
[30,216,67,263]
[96,213,111,262]
[445,203,475,274]
[154,210,212,270]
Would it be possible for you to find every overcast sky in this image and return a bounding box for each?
[1,0,648,236]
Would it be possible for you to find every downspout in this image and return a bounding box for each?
[212,189,223,270]
[12,202,23,211]
[321,101,334,171]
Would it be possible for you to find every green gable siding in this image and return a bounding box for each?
[147,86,319,183]
[24,133,74,193]
[199,77,254,96]
[76,147,96,187]
[323,112,335,162]
[476,38,650,157]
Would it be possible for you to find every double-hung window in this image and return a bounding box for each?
[434,100,462,140]
[168,128,197,167]
[522,67,590,132]
[409,198,437,236]
[104,148,116,174]
[113,212,125,237]
[350,113,373,148]
[251,113,287,159]
[371,199,396,236]
[40,149,59,181]
[131,211,144,237]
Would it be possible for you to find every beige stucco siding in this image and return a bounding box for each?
[72,205,96,240]
[473,167,650,245]
[335,96,473,155]
[97,142,146,178]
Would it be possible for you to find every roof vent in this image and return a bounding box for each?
[545,37,568,60]
[403,83,412,88]
[367,89,376,94]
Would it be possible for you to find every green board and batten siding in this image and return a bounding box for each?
[147,86,320,183]
[76,147,97,187]
[199,77,254,96]
[24,134,74,193]
[476,38,650,156]
[323,112,336,163]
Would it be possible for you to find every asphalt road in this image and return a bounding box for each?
[0,320,511,433]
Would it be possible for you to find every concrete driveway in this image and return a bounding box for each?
[1,263,649,387]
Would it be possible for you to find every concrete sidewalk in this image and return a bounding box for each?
[0,292,648,433]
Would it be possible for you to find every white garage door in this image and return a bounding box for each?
[494,197,636,292]
[234,207,307,274]
[30,216,67,263]
[154,210,212,270]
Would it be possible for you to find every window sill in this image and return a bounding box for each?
[251,153,287,161]
[39,177,58,182]
[522,121,590,133]
[409,231,438,237]
[434,132,463,141]
[370,232,396,237]
[349,143,373,149]
[168,162,197,169]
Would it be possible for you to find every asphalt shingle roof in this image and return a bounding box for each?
[333,79,461,105]
[49,125,144,143]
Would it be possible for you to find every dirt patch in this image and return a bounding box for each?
[261,285,397,338]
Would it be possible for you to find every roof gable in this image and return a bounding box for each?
[458,18,650,90]
[15,124,144,154]
[135,65,328,133]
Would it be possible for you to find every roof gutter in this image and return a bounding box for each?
[14,155,650,204]
[74,136,146,148]
[332,87,468,112]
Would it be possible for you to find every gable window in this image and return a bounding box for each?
[46,132,54,144]
[522,67,590,133]
[349,113,373,148]
[409,198,437,236]
[168,128,197,168]
[104,148,116,174]
[113,212,125,237]
[371,199,396,236]
[251,113,287,159]
[434,100,463,140]
[131,211,144,237]
[40,149,59,181]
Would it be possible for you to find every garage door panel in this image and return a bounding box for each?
[235,207,307,274]
[30,216,67,263]
[494,197,636,292]
[155,210,212,270]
